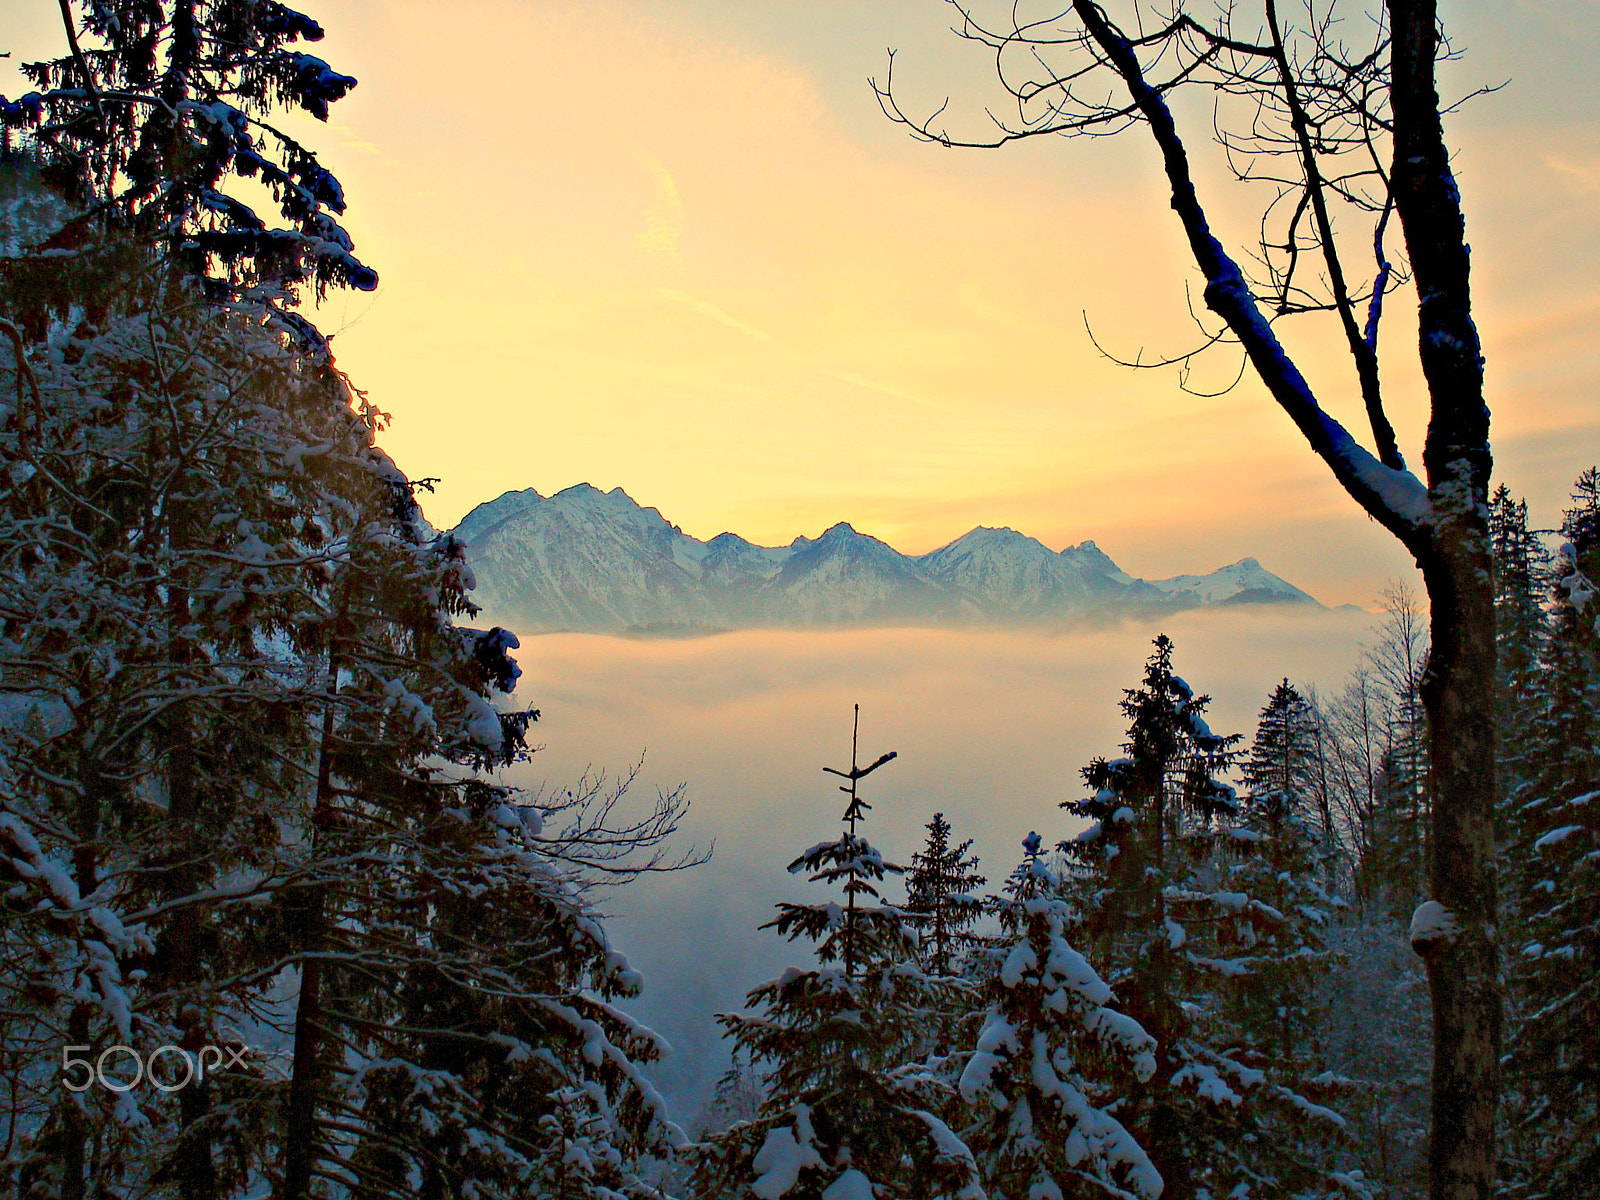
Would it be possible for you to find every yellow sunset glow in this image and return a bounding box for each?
[5,1,1597,605]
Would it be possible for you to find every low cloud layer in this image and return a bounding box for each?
[504,607,1378,1116]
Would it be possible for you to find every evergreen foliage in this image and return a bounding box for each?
[1242,681,1323,838]
[693,713,982,1200]
[1490,486,1551,789]
[1502,470,1600,1200]
[0,8,688,1196]
[0,0,376,315]
[905,812,986,978]
[1063,636,1359,1199]
[953,831,1162,1200]
[4,11,1597,1200]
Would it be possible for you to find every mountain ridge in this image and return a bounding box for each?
[452,484,1319,635]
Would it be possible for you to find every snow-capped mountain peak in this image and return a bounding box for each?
[1148,557,1316,606]
[451,486,1319,634]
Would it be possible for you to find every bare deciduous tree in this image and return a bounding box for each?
[878,3,1498,1196]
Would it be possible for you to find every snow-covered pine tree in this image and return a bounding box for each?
[0,198,394,1194]
[1503,468,1600,1200]
[2,7,692,1190]
[1062,635,1361,1200]
[693,709,983,1200]
[905,812,986,978]
[1,0,376,314]
[953,831,1161,1200]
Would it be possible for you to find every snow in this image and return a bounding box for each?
[1172,1062,1243,1106]
[913,1108,982,1177]
[1085,1009,1157,1082]
[959,1011,1020,1105]
[821,1169,877,1200]
[1533,825,1585,851]
[461,692,504,749]
[1409,900,1458,951]
[1148,557,1315,605]
[449,482,1324,633]
[1001,943,1038,988]
[751,1107,825,1199]
[1045,937,1114,1006]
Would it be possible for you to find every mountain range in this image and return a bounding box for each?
[450,484,1319,635]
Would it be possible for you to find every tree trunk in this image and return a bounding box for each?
[161,501,219,1200]
[281,647,340,1200]
[1416,534,1501,1200]
[1388,2,1502,1196]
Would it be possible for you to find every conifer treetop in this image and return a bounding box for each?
[2,1,375,331]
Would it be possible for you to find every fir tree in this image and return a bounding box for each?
[0,10,690,1189]
[1,0,376,315]
[1503,469,1600,1200]
[1242,681,1322,837]
[905,812,986,978]
[1490,485,1552,806]
[954,831,1162,1200]
[1062,636,1360,1199]
[693,708,983,1200]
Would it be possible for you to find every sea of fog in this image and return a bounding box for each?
[499,606,1381,1120]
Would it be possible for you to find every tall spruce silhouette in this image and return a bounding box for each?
[905,813,986,978]
[693,707,983,1200]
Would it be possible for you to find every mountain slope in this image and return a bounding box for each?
[452,486,1318,634]
[914,527,1163,619]
[1148,558,1317,606]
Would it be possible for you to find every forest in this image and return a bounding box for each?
[1,3,1596,1200]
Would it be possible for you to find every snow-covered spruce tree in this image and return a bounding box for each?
[265,469,693,1200]
[0,176,688,1200]
[905,813,986,979]
[1501,469,1600,1200]
[2,9,387,1183]
[1242,683,1325,847]
[1488,483,1554,1090]
[1,0,376,315]
[1225,684,1357,1181]
[693,710,983,1200]
[1063,636,1360,1199]
[0,199,393,1196]
[2,10,690,1194]
[1243,678,1349,897]
[903,812,987,1063]
[954,831,1161,1200]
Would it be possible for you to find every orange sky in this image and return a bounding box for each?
[6,1,1598,605]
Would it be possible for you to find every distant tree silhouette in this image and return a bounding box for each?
[905,812,986,977]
